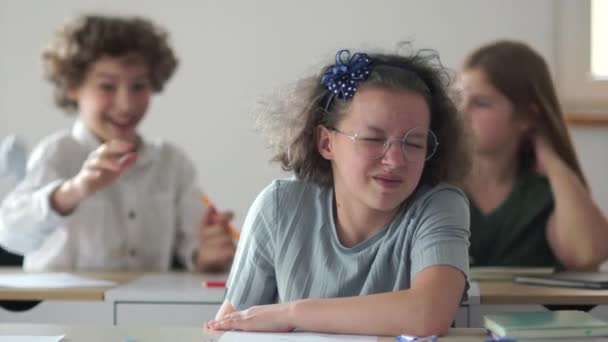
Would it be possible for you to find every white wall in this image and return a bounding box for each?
[570,128,608,215]
[3,0,603,230]
[556,0,608,110]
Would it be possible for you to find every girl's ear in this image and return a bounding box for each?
[519,117,533,134]
[517,103,540,134]
[516,104,542,151]
[317,125,334,160]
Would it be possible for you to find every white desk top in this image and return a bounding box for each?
[104,272,228,303]
[0,323,214,341]
[0,324,489,342]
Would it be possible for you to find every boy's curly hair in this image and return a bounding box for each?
[42,14,178,112]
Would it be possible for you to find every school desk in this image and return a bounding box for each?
[467,279,608,327]
[0,324,489,342]
[7,269,608,329]
[0,270,473,328]
[0,270,227,326]
[0,269,139,324]
[104,273,475,328]
[105,272,227,326]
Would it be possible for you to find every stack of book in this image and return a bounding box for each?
[484,311,608,339]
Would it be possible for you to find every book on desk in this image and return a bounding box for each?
[484,310,608,339]
[514,271,608,289]
[471,267,554,281]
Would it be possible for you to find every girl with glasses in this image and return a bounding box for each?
[208,47,471,336]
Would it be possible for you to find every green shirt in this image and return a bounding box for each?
[469,168,559,267]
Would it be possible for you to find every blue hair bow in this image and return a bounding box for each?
[321,49,372,100]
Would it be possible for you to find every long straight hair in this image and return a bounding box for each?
[464,40,586,185]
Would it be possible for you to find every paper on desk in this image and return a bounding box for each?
[0,335,64,342]
[219,331,377,342]
[0,273,116,288]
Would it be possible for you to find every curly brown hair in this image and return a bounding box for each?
[255,47,471,188]
[42,14,178,112]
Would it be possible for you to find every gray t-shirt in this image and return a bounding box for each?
[226,179,470,310]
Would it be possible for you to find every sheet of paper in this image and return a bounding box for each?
[0,336,64,342]
[219,331,377,342]
[0,273,116,288]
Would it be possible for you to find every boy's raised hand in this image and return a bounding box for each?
[74,140,138,196]
[51,140,137,215]
[195,205,236,272]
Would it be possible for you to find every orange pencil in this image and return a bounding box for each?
[201,195,240,240]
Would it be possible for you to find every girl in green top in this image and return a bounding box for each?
[458,40,608,269]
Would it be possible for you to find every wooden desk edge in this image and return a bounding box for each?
[479,281,608,305]
[0,272,143,302]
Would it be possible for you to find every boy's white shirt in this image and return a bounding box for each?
[0,120,204,271]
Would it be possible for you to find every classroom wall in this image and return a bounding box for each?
[2,0,605,230]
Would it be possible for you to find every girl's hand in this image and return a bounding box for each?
[196,205,236,272]
[206,303,296,332]
[533,134,560,176]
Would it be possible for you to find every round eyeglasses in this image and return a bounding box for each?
[332,126,439,162]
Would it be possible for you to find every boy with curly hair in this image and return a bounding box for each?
[0,15,235,272]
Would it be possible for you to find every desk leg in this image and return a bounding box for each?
[454,305,469,327]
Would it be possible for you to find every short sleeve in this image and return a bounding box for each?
[225,181,279,310]
[410,186,470,280]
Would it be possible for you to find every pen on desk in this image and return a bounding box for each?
[203,280,227,288]
[201,194,240,240]
[396,335,437,342]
